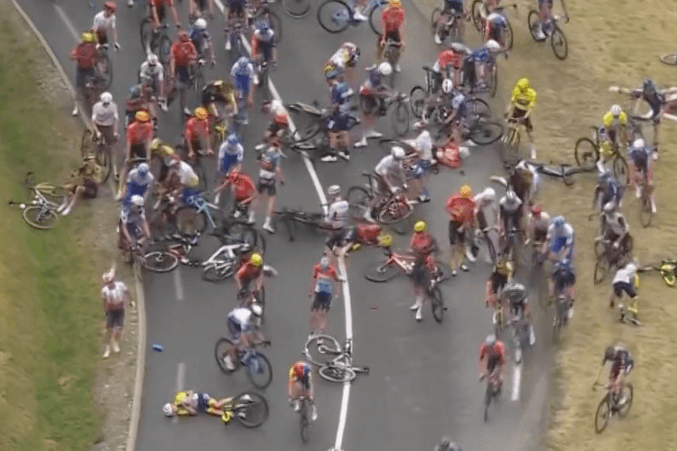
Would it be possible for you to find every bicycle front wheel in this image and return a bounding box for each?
[594,395,611,433]
[81,128,96,159]
[527,10,546,42]
[317,0,352,33]
[23,205,58,230]
[300,409,311,443]
[593,257,609,285]
[232,391,269,428]
[430,286,445,323]
[612,155,629,186]
[144,251,179,272]
[319,364,357,383]
[409,86,427,118]
[283,0,311,18]
[158,35,172,65]
[139,18,152,51]
[469,119,504,145]
[97,53,113,90]
[376,197,413,224]
[346,186,371,221]
[369,0,388,35]
[364,260,399,282]
[551,25,568,60]
[246,352,273,389]
[96,146,113,184]
[202,263,235,282]
[574,137,599,170]
[467,97,492,118]
[304,334,342,366]
[391,100,410,137]
[617,383,633,417]
[505,19,514,50]
[639,193,653,228]
[470,0,484,31]
[214,337,239,373]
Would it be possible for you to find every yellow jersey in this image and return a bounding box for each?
[602,111,627,128]
[511,86,537,110]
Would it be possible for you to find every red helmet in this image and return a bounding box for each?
[104,1,116,12]
[178,30,190,42]
[293,362,307,378]
[530,203,542,216]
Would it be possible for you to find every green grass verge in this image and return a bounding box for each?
[0,5,103,451]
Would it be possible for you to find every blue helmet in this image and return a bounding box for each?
[226,133,239,146]
[552,215,565,229]
[257,20,270,33]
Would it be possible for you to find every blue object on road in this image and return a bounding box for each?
[152,344,164,352]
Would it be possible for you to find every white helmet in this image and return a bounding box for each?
[251,303,263,317]
[633,138,645,148]
[163,403,175,417]
[147,53,159,65]
[131,195,144,207]
[327,184,341,196]
[485,40,501,52]
[505,189,518,203]
[459,146,470,159]
[451,93,465,109]
[391,146,406,160]
[100,92,113,104]
[195,18,207,30]
[378,62,392,76]
[610,104,622,117]
[603,202,616,213]
[482,187,496,202]
[442,78,453,94]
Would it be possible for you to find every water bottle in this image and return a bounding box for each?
[152,344,164,352]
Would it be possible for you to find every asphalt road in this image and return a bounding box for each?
[17,0,553,449]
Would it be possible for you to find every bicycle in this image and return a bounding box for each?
[273,207,337,242]
[381,40,402,82]
[166,390,269,427]
[139,22,172,64]
[466,224,498,265]
[593,236,629,285]
[94,43,114,90]
[247,0,283,42]
[143,233,203,273]
[527,12,569,60]
[502,116,529,162]
[409,66,446,117]
[637,179,654,228]
[81,129,113,184]
[316,0,388,35]
[347,172,416,230]
[637,260,676,287]
[303,335,369,382]
[283,0,311,18]
[501,226,522,270]
[359,91,410,137]
[214,338,273,389]
[551,291,571,343]
[8,173,66,230]
[470,2,516,50]
[593,381,633,433]
[201,234,261,282]
[574,126,629,184]
[480,369,501,422]
[297,396,313,444]
[524,160,595,187]
[431,8,468,44]
[364,245,448,283]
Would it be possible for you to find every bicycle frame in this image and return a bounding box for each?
[380,250,415,274]
[187,194,219,229]
[202,242,247,272]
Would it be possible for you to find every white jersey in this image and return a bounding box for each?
[228,307,253,327]
[613,263,637,285]
[101,281,128,309]
[326,199,350,229]
[218,142,244,160]
[604,212,628,236]
[93,11,116,33]
[92,101,119,127]
[127,167,155,188]
[177,161,199,188]
[329,42,358,69]
[375,155,400,176]
[411,130,433,161]
[140,61,164,82]
[530,212,551,232]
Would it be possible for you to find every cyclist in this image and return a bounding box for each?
[166,154,201,208]
[91,92,120,174]
[602,104,628,151]
[433,0,465,45]
[436,437,463,451]
[379,0,406,71]
[214,169,256,223]
[251,22,277,86]
[149,0,180,30]
[224,0,247,51]
[463,40,502,92]
[258,100,290,151]
[546,215,575,262]
[257,143,284,234]
[550,258,576,309]
[202,79,237,121]
[596,345,634,405]
[509,160,539,205]
[507,78,537,160]
[231,56,255,123]
[92,2,120,49]
[326,42,360,85]
[534,0,567,40]
[288,361,318,422]
[484,10,508,51]
[118,110,153,199]
[497,188,523,248]
[215,133,244,200]
[473,187,497,261]
[409,249,433,322]
[149,138,176,184]
[500,279,535,346]
[235,253,265,305]
[139,53,167,112]
[324,185,351,258]
[321,71,354,162]
[433,44,466,89]
[184,107,213,161]
[119,194,151,252]
[70,32,98,117]
[409,221,442,289]
[610,256,639,323]
[122,162,154,208]
[163,390,233,418]
[479,334,506,391]
[60,162,100,216]
[223,304,265,370]
[189,0,215,20]
[600,202,631,258]
[627,138,656,213]
[442,86,470,145]
[170,31,198,116]
[485,257,513,307]
[354,62,393,148]
[525,203,550,256]
[592,172,622,212]
[309,256,341,336]
[124,84,153,129]
[402,120,434,202]
[445,184,476,275]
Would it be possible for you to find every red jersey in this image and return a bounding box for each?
[232,174,255,202]
[184,117,209,143]
[356,223,382,244]
[237,261,262,281]
[171,41,197,66]
[480,342,506,365]
[127,121,153,145]
[381,7,405,33]
[151,0,173,6]
[312,263,339,293]
[70,43,98,69]
[438,49,462,70]
[446,194,476,224]
[410,232,433,256]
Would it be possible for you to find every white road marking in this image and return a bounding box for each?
[173,267,184,301]
[511,364,522,402]
[54,4,80,42]
[174,362,186,423]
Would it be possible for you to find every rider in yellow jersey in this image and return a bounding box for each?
[287,361,318,421]
[602,104,628,148]
[163,390,234,423]
[202,79,238,120]
[507,77,537,159]
[150,138,176,184]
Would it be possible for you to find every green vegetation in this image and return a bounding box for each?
[0,3,108,450]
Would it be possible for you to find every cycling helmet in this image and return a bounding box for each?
[104,1,117,12]
[129,85,142,99]
[81,32,95,43]
[604,346,615,361]
[320,256,330,270]
[257,21,270,33]
[194,107,208,120]
[102,271,114,283]
[163,403,175,416]
[226,133,239,146]
[327,184,341,196]
[485,40,501,52]
[390,0,401,7]
[414,221,426,233]
[250,253,263,267]
[131,195,144,207]
[603,202,616,214]
[195,18,207,30]
[530,203,542,216]
[150,138,162,151]
[147,53,159,65]
[293,362,307,378]
[237,56,250,68]
[451,93,465,109]
[391,146,406,160]
[485,334,496,347]
[482,187,496,202]
[135,110,150,122]
[228,169,242,183]
[516,77,530,91]
[174,391,188,405]
[505,189,518,203]
[137,162,150,177]
[442,78,453,94]
[100,92,113,104]
[610,104,622,117]
[643,79,656,92]
[552,215,565,228]
[378,233,393,248]
[251,303,263,317]
[178,30,190,42]
[633,138,645,149]
[378,62,393,76]
[460,184,471,199]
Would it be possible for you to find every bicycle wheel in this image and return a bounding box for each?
[144,251,179,272]
[639,193,653,228]
[483,232,497,265]
[593,237,606,260]
[552,307,562,343]
[430,286,445,323]
[527,10,546,42]
[283,0,311,18]
[300,409,310,443]
[617,383,633,417]
[612,156,629,186]
[139,18,152,51]
[431,7,442,32]
[594,395,611,433]
[660,53,677,65]
[551,25,568,60]
[484,384,492,422]
[317,0,352,34]
[409,86,427,118]
[254,286,266,316]
[467,97,492,118]
[574,137,599,170]
[97,53,113,90]
[505,19,514,51]
[224,223,264,253]
[489,62,498,98]
[232,391,269,428]
[319,364,357,382]
[593,257,609,285]
[364,260,399,282]
[193,69,205,96]
[158,35,172,65]
[470,0,483,31]
[214,337,240,373]
[391,100,410,137]
[376,197,413,224]
[304,334,342,366]
[468,120,503,145]
[95,146,113,184]
[175,207,208,236]
[246,352,273,389]
[22,205,58,230]
[346,186,371,221]
[369,1,388,35]
[202,263,235,281]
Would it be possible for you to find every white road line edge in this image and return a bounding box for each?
[54,4,81,42]
[511,365,521,402]
[173,267,185,301]
[173,362,186,423]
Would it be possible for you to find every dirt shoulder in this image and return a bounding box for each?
[0,2,139,451]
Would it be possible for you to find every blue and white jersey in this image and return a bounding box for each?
[218,141,244,161]
[126,167,154,198]
[330,82,354,114]
[547,222,575,256]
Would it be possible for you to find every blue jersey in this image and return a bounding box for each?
[330,82,353,114]
[469,47,491,62]
[189,28,210,55]
[548,223,575,257]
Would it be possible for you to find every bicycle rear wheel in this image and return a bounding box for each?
[81,129,96,159]
[144,251,179,272]
[214,337,240,373]
[467,97,492,118]
[612,155,629,186]
[409,86,427,118]
[639,193,653,227]
[617,383,633,417]
[158,35,172,65]
[376,197,413,224]
[391,100,410,137]
[246,352,273,389]
[300,409,310,443]
[593,257,609,285]
[551,25,568,60]
[430,286,445,323]
[317,0,351,33]
[364,260,399,282]
[470,0,483,31]
[319,364,357,382]
[594,395,611,433]
[23,205,58,230]
[97,53,113,90]
[527,10,546,42]
[304,334,342,366]
[96,146,113,184]
[232,391,269,428]
[283,0,311,18]
[139,18,152,51]
[369,0,388,35]
[574,137,599,170]
[346,186,371,221]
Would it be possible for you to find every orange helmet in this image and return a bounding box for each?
[293,362,307,378]
[135,110,150,123]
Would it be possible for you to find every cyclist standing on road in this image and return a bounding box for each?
[308,256,341,337]
[324,185,351,258]
[507,78,537,159]
[354,62,393,148]
[610,256,639,323]
[497,188,523,246]
[600,202,631,257]
[256,144,284,233]
[92,2,120,50]
[70,32,98,117]
[525,203,549,247]
[101,270,132,359]
[91,92,120,174]
[122,162,154,209]
[403,120,434,203]
[214,134,245,201]
[258,100,290,151]
[170,31,198,116]
[288,361,318,421]
[445,184,476,275]
[321,71,354,162]
[627,138,656,213]
[117,110,153,199]
[378,0,406,71]
[433,0,465,45]
[183,107,213,160]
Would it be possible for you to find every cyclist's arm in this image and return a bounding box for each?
[287,372,295,398]
[184,128,195,156]
[169,1,181,26]
[308,273,317,297]
[151,5,161,27]
[275,165,284,185]
[120,219,133,244]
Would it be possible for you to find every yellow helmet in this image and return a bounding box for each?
[194,107,208,121]
[250,253,263,267]
[81,32,95,43]
[414,221,426,233]
[135,110,150,122]
[323,63,335,75]
[460,184,472,199]
[174,391,188,405]
[516,78,530,91]
[389,0,401,7]
[150,138,162,151]
[378,234,393,248]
